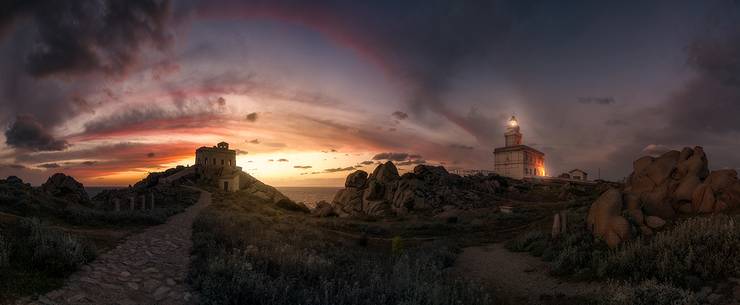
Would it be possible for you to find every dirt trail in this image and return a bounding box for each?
[22,190,211,305]
[454,243,603,305]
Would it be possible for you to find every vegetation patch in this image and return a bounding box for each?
[188,193,493,305]
[0,218,96,300]
[508,210,740,303]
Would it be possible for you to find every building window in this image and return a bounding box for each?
[213,159,216,165]
[221,159,224,165]
[205,157,208,164]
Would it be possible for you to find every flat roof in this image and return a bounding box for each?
[196,146,235,152]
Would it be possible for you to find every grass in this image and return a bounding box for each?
[0,218,96,301]
[60,205,191,226]
[188,192,493,305]
[597,215,740,286]
[600,280,698,305]
[507,211,739,304]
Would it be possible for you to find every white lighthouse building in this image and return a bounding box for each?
[493,116,546,179]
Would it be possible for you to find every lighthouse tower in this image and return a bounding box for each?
[504,116,523,147]
[493,115,546,179]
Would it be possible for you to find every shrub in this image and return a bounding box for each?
[600,280,698,305]
[60,206,186,226]
[597,215,740,286]
[391,235,403,256]
[14,218,96,275]
[188,201,492,305]
[0,233,8,268]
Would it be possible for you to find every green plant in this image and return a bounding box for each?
[0,233,8,268]
[391,235,403,256]
[15,218,96,275]
[188,197,493,305]
[597,215,740,286]
[600,280,698,305]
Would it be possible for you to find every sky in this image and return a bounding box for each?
[1,0,740,187]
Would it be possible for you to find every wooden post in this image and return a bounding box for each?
[129,197,135,210]
[140,195,146,210]
[114,198,120,212]
[150,193,155,210]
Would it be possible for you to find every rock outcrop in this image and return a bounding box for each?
[41,173,91,206]
[328,162,506,217]
[586,188,631,248]
[587,146,740,247]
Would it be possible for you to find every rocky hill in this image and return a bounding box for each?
[0,174,91,216]
[319,162,512,217]
[587,146,740,247]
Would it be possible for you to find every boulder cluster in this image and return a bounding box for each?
[318,162,505,217]
[587,146,740,247]
[41,173,91,206]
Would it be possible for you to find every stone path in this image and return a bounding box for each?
[24,189,211,305]
[454,243,603,304]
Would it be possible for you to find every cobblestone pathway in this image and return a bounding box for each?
[25,190,210,305]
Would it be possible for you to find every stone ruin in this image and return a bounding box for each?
[587,146,740,247]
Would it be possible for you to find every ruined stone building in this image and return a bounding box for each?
[493,116,546,179]
[195,142,241,191]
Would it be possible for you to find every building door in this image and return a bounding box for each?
[223,181,229,191]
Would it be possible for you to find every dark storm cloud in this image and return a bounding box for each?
[247,139,260,144]
[663,6,740,135]
[294,165,312,169]
[0,164,27,170]
[1,0,172,77]
[392,111,408,120]
[449,144,475,150]
[195,1,534,143]
[397,159,426,166]
[324,166,356,173]
[0,0,177,133]
[372,152,409,161]
[577,97,616,105]
[38,163,60,169]
[147,152,156,158]
[359,161,374,165]
[277,158,288,162]
[4,115,69,151]
[245,112,258,122]
[80,99,227,136]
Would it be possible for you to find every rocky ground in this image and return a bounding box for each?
[18,189,210,305]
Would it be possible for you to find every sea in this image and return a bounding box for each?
[85,186,340,205]
[276,187,341,205]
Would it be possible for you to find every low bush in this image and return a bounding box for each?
[60,206,186,226]
[511,213,740,288]
[598,215,740,286]
[188,196,492,305]
[0,217,96,300]
[600,280,698,305]
[12,218,96,275]
[0,233,8,268]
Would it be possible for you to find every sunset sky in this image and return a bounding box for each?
[2,0,740,187]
